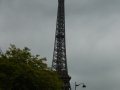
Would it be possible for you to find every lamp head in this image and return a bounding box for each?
[82,84,86,88]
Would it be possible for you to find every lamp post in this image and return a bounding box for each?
[75,82,86,90]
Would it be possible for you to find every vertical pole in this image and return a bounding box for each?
[75,82,76,90]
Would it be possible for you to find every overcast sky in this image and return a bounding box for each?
[0,0,120,90]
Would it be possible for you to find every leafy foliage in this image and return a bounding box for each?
[0,45,61,90]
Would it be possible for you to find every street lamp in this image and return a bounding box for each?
[75,82,86,90]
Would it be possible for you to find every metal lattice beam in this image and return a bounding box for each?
[52,0,71,90]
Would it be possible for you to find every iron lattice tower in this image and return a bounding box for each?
[52,0,71,90]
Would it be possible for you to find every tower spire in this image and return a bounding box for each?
[52,0,71,90]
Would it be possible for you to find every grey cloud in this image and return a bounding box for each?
[0,0,120,90]
[66,0,120,18]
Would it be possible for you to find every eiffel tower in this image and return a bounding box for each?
[52,0,71,90]
[0,48,2,53]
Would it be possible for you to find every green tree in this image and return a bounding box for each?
[0,44,61,90]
